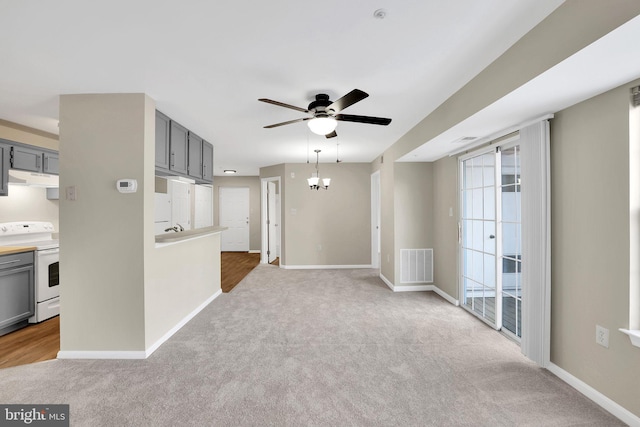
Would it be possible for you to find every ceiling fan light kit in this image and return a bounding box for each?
[307,116,337,136]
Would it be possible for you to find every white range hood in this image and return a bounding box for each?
[8,169,59,188]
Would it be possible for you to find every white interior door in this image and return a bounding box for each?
[371,171,381,268]
[267,181,277,263]
[219,187,250,251]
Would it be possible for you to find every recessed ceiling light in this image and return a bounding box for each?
[223,169,237,174]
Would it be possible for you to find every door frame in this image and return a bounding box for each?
[261,176,282,265]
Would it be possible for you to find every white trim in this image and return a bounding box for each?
[432,286,460,306]
[393,284,433,292]
[380,273,460,305]
[619,328,640,347]
[380,273,395,291]
[57,290,223,360]
[57,350,148,360]
[248,250,261,254]
[449,113,554,157]
[280,264,372,270]
[547,363,640,427]
[260,176,282,264]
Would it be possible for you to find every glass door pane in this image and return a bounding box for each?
[500,145,522,338]
[461,151,498,328]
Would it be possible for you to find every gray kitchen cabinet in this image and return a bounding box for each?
[11,145,42,173]
[9,144,59,175]
[0,251,34,336]
[202,140,213,183]
[0,143,9,196]
[43,152,59,174]
[155,110,171,171]
[170,121,189,175]
[187,132,203,179]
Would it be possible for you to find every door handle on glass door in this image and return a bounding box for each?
[489,235,495,239]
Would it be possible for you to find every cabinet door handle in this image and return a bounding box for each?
[44,156,48,171]
[170,152,175,168]
[0,260,21,266]
[37,156,41,169]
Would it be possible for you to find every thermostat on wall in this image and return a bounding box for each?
[116,179,138,193]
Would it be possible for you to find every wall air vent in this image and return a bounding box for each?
[400,249,433,283]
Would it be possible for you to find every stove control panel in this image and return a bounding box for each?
[0,222,55,236]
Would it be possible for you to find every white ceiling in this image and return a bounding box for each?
[0,1,586,175]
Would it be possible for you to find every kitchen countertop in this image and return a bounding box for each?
[155,226,227,244]
[0,246,37,256]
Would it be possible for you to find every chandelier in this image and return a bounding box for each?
[308,149,331,190]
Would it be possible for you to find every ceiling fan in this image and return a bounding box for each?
[259,89,391,138]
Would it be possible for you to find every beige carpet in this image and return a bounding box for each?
[0,266,623,426]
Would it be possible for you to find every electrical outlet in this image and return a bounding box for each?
[596,325,609,348]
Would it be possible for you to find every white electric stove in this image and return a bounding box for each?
[0,222,60,322]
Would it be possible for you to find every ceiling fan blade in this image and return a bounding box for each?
[259,98,309,113]
[325,130,337,139]
[326,89,368,113]
[335,114,392,126]
[263,117,310,129]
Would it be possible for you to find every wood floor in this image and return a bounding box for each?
[0,252,263,369]
[221,251,261,293]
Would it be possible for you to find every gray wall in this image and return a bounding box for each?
[213,175,261,251]
[261,162,371,267]
[393,163,434,285]
[550,78,640,416]
[432,156,459,299]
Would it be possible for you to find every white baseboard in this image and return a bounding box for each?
[280,264,372,270]
[57,350,148,360]
[57,289,223,360]
[547,362,640,426]
[379,273,459,306]
[432,286,460,306]
[248,250,261,254]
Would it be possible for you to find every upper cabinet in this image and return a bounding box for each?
[43,152,59,174]
[0,139,59,197]
[11,145,42,173]
[169,121,189,176]
[155,110,171,171]
[202,140,213,182]
[187,132,203,179]
[0,143,9,196]
[10,145,59,175]
[155,110,213,184]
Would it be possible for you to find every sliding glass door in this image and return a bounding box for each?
[460,141,522,339]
